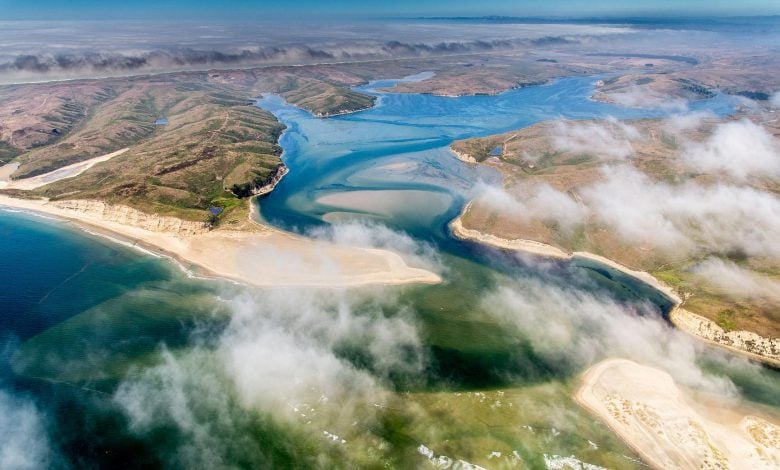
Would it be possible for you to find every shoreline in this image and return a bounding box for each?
[449,204,780,366]
[669,308,780,368]
[575,358,780,469]
[449,148,478,164]
[252,164,289,197]
[0,195,441,288]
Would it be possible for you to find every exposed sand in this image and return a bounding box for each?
[0,162,19,186]
[449,210,570,259]
[450,207,780,366]
[572,251,682,304]
[1,148,128,190]
[576,358,780,470]
[451,211,679,301]
[670,308,780,368]
[0,195,440,288]
[317,189,451,222]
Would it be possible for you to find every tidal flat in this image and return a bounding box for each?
[2,74,778,468]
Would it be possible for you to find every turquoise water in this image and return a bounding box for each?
[0,210,173,341]
[257,75,733,239]
[1,76,777,467]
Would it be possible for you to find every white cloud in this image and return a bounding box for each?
[692,257,780,302]
[309,219,442,273]
[0,390,53,470]
[582,165,780,258]
[474,182,586,233]
[483,277,740,395]
[606,85,689,112]
[662,110,715,135]
[770,91,780,109]
[680,119,780,181]
[551,117,642,160]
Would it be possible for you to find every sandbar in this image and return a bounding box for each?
[0,195,441,288]
[576,358,780,469]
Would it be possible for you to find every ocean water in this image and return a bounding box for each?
[1,76,777,467]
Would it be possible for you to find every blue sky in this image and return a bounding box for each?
[1,0,778,20]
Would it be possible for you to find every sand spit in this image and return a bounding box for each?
[449,211,569,259]
[0,148,129,190]
[449,208,678,300]
[0,195,440,288]
[449,208,780,365]
[670,308,780,368]
[576,358,780,470]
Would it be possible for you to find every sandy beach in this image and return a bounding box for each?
[575,358,780,469]
[449,208,570,259]
[449,207,780,366]
[0,148,129,190]
[670,308,780,367]
[0,195,440,288]
[571,251,682,304]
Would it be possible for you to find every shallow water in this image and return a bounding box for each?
[257,74,733,240]
[1,76,777,468]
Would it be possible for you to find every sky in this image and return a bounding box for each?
[1,0,779,20]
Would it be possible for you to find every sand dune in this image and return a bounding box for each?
[0,148,128,190]
[576,358,780,470]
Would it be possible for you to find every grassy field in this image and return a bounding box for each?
[453,116,780,338]
[0,66,385,224]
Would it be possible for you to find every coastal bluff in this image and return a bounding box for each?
[52,199,209,236]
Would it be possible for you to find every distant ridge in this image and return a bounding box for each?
[412,15,780,32]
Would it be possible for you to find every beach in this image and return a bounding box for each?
[670,308,780,368]
[449,208,780,366]
[449,206,570,259]
[576,358,780,469]
[0,195,440,288]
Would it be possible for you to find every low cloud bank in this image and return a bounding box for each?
[113,285,425,466]
[692,257,780,302]
[583,165,780,257]
[474,182,586,233]
[0,36,578,81]
[680,119,780,180]
[484,276,741,396]
[551,117,642,159]
[0,389,53,470]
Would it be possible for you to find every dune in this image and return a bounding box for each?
[1,148,129,190]
[0,195,441,288]
[575,358,780,470]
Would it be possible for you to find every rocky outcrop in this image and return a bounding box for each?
[51,199,209,236]
[670,308,780,367]
[450,148,477,164]
[252,164,288,197]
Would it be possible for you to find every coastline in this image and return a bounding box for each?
[252,164,289,196]
[0,195,441,288]
[575,358,780,470]
[449,149,478,164]
[669,308,780,368]
[449,205,780,366]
